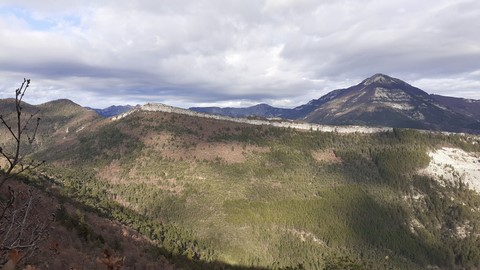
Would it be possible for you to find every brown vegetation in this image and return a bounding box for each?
[2,179,177,269]
[311,149,342,163]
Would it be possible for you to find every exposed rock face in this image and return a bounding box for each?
[137,103,392,134]
[420,147,480,192]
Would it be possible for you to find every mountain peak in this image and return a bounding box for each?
[86,105,134,117]
[251,103,272,109]
[362,73,403,86]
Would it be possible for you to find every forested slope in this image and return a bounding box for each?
[24,108,480,269]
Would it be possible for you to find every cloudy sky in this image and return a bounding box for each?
[0,0,479,108]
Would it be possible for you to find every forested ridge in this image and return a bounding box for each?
[5,106,480,269]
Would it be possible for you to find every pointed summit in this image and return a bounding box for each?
[361,73,404,86]
[300,74,480,132]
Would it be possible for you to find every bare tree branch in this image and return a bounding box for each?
[9,161,45,180]
[0,78,40,189]
[1,188,53,265]
[0,115,19,142]
[0,148,14,168]
[1,79,50,268]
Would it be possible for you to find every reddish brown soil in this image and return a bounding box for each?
[0,180,176,270]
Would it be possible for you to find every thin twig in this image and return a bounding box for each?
[15,190,34,246]
[0,187,15,220]
[0,115,19,142]
[1,209,17,246]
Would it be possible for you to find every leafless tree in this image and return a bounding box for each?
[0,79,50,268]
[0,78,44,189]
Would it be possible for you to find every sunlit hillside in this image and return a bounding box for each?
[2,98,480,269]
[3,100,477,269]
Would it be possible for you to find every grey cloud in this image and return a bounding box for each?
[0,0,479,108]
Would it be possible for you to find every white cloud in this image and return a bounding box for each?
[0,0,479,108]
[413,71,480,100]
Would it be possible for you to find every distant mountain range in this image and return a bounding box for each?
[86,105,134,117]
[430,94,480,119]
[190,103,290,118]
[190,74,480,133]
[4,73,477,134]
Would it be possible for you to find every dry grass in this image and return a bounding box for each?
[311,149,342,163]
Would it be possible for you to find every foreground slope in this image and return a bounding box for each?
[0,178,178,269]
[24,103,480,269]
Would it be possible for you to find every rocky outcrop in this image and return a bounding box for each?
[136,103,392,134]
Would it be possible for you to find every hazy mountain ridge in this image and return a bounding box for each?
[431,94,480,119]
[189,103,290,118]
[86,105,135,117]
[288,89,345,120]
[190,74,480,134]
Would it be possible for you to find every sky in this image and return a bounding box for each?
[0,0,479,109]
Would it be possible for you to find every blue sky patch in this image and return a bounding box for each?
[0,6,80,31]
